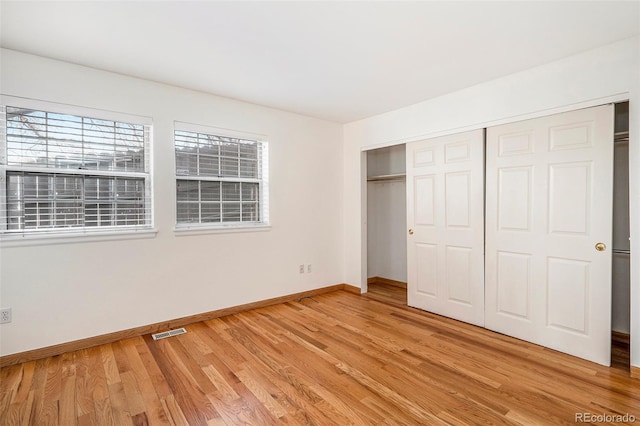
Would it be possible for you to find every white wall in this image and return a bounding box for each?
[366,145,407,283]
[0,49,345,356]
[344,37,640,367]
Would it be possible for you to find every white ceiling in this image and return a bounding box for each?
[1,1,639,123]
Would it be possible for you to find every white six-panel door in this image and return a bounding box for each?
[406,130,485,326]
[485,105,614,366]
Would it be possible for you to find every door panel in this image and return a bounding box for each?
[547,257,589,333]
[445,172,471,227]
[407,129,484,326]
[416,243,438,296]
[498,167,531,231]
[485,105,613,366]
[497,251,531,319]
[415,176,435,225]
[446,246,472,304]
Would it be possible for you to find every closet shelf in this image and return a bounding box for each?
[367,173,406,182]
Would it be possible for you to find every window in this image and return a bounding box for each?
[0,103,152,236]
[174,124,268,229]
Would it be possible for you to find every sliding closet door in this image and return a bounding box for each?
[485,105,613,366]
[406,130,484,326]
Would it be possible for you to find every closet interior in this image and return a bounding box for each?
[612,102,630,361]
[366,144,407,295]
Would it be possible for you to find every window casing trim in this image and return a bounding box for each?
[173,122,270,230]
[0,95,153,126]
[174,120,266,141]
[174,222,271,236]
[0,96,155,237]
[0,227,158,247]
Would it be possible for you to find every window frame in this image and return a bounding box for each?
[0,95,156,244]
[173,121,270,234]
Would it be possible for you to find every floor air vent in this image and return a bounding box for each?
[152,327,187,341]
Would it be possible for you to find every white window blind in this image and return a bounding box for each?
[174,125,269,227]
[1,104,153,235]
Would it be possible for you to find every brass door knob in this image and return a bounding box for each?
[595,242,606,252]
[408,229,414,235]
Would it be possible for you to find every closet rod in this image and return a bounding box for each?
[614,131,629,143]
[367,173,406,182]
[612,249,631,255]
[368,178,405,183]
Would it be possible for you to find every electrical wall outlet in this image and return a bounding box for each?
[0,308,11,324]
[299,264,305,274]
[307,264,312,273]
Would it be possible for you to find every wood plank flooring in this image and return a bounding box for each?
[364,281,407,307]
[1,288,639,425]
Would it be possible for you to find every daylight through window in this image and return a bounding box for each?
[174,127,268,227]
[0,105,152,234]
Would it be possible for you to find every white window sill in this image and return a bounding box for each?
[174,223,271,236]
[0,228,158,247]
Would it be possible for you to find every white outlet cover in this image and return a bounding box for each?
[0,308,11,324]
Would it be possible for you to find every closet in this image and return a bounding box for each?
[365,101,630,367]
[612,102,630,341]
[366,145,406,289]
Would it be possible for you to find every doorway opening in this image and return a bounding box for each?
[365,144,408,306]
[612,101,630,369]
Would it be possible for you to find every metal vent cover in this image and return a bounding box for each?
[152,327,187,341]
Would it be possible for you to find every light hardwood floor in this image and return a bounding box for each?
[1,288,638,425]
[364,281,407,307]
